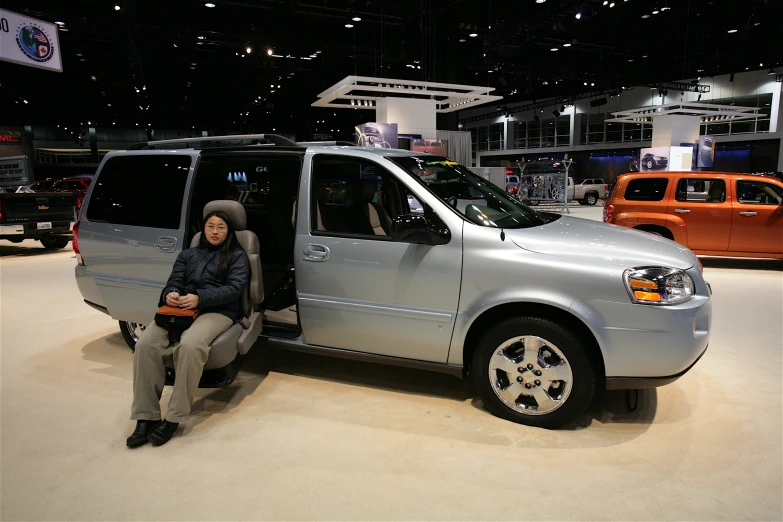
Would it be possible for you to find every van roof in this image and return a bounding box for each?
[618,171,780,180]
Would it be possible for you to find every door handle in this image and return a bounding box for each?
[674,209,691,214]
[302,244,330,262]
[155,236,177,253]
[739,211,757,216]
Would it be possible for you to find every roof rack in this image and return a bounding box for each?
[128,133,298,150]
[296,140,356,146]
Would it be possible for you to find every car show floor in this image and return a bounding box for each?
[2,208,782,521]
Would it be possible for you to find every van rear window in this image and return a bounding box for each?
[87,155,191,229]
[625,178,668,201]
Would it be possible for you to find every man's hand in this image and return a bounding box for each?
[165,292,181,307]
[179,294,199,310]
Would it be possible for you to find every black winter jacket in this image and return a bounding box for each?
[159,245,250,321]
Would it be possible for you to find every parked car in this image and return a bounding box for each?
[604,172,783,258]
[642,153,668,170]
[573,178,608,205]
[0,187,75,248]
[74,135,711,429]
[30,178,57,192]
[51,177,93,212]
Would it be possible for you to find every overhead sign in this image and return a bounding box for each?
[0,130,21,144]
[0,155,30,187]
[0,8,62,72]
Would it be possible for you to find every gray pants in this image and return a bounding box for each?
[131,313,233,424]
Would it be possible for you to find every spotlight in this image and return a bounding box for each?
[246,46,252,53]
[550,48,558,51]
[575,12,582,19]
[345,23,354,28]
[469,32,478,37]
[114,4,121,10]
[563,43,572,47]
[727,29,737,33]
[652,8,660,14]
[55,21,65,26]
[267,49,273,55]
[536,0,546,3]
[610,1,615,6]
[352,16,361,21]
[205,2,216,6]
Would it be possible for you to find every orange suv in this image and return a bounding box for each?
[604,172,783,258]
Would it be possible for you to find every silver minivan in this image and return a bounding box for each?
[74,135,711,429]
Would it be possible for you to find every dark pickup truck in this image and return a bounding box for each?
[0,190,76,248]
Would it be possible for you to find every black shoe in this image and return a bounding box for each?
[147,420,179,446]
[126,420,160,448]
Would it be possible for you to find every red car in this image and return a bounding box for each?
[34,177,93,213]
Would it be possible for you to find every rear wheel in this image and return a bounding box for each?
[471,317,597,429]
[119,321,145,352]
[40,236,69,249]
[585,193,598,206]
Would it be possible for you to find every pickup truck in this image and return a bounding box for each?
[573,178,608,205]
[0,188,76,248]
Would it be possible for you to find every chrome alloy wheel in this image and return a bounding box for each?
[487,336,573,415]
[125,321,146,344]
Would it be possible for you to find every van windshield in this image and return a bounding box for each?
[389,156,556,229]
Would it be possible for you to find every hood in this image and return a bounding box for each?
[506,215,697,270]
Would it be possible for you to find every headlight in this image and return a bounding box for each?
[623,267,695,305]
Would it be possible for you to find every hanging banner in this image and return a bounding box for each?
[0,8,62,72]
[698,135,715,168]
[355,123,398,149]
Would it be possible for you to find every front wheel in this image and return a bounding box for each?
[40,236,69,249]
[119,321,145,352]
[471,317,597,429]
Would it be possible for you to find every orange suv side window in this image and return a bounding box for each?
[625,178,668,201]
[675,178,726,203]
[736,181,783,205]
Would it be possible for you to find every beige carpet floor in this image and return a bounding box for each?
[1,234,781,521]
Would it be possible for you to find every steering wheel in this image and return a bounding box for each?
[446,196,458,208]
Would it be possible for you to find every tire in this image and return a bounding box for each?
[646,159,654,169]
[585,193,598,206]
[119,321,146,352]
[471,317,597,429]
[577,200,586,206]
[40,236,69,249]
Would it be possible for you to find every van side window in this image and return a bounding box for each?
[736,180,783,205]
[310,155,435,240]
[675,178,726,203]
[87,155,191,229]
[625,178,668,201]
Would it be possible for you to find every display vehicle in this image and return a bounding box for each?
[604,171,783,258]
[73,135,712,429]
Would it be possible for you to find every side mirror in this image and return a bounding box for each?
[391,214,450,245]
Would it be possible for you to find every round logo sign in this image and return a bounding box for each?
[16,23,54,63]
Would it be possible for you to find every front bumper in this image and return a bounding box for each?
[571,291,711,382]
[605,345,708,389]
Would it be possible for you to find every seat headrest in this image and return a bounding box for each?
[360,179,377,203]
[203,200,247,231]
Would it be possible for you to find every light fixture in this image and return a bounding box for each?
[628,59,634,62]
[459,38,466,42]
[535,0,545,3]
[727,29,737,33]
[246,46,252,53]
[543,80,549,85]
[352,16,361,21]
[345,23,354,28]
[469,32,478,37]
[114,4,121,10]
[641,14,650,18]
[205,2,216,6]
[55,21,65,26]
[609,2,615,6]
[550,48,558,51]
[90,75,97,81]
[575,12,582,19]
[584,82,588,86]
[759,62,763,67]
[652,8,659,14]
[660,6,670,10]
[603,0,608,5]
[198,35,205,40]
[591,82,595,86]
[173,43,178,48]
[563,43,572,47]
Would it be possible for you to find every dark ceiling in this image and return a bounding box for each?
[2,0,781,139]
